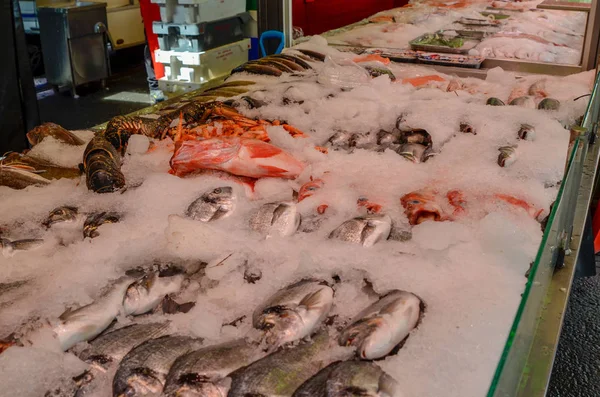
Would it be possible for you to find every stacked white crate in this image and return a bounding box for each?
[150,0,249,91]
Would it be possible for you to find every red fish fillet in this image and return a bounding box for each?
[170,137,305,179]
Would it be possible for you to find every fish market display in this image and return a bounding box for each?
[0,36,595,397]
[323,0,587,66]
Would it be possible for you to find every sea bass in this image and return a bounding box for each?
[75,323,171,397]
[113,335,204,397]
[227,331,351,397]
[253,279,334,349]
[163,339,265,397]
[292,360,403,397]
[186,186,236,222]
[329,214,392,247]
[170,138,305,179]
[123,271,185,316]
[54,277,134,351]
[250,201,301,238]
[339,290,423,360]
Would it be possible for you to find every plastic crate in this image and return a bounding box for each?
[156,38,250,83]
[151,0,245,24]
[153,13,249,52]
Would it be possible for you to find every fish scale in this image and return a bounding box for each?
[113,335,204,397]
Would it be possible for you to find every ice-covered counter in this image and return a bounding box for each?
[317,0,594,74]
[0,39,599,397]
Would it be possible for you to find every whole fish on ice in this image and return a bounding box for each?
[112,335,204,397]
[162,339,266,397]
[292,360,403,397]
[329,214,392,247]
[400,190,447,225]
[53,277,134,351]
[170,137,305,179]
[250,201,301,238]
[123,270,185,316]
[26,122,85,146]
[0,164,51,189]
[1,237,44,257]
[227,331,351,397]
[43,206,79,228]
[186,186,236,222]
[253,279,334,349]
[75,322,171,396]
[339,290,423,360]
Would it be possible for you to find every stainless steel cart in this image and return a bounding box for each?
[38,1,110,98]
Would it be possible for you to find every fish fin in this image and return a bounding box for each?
[216,377,232,394]
[298,288,329,310]
[258,164,288,176]
[58,307,74,321]
[270,204,288,225]
[359,223,377,246]
[243,140,283,158]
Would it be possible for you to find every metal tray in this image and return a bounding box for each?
[363,47,418,63]
[409,33,480,55]
[458,17,503,27]
[416,51,485,68]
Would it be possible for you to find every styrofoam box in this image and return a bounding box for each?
[156,38,250,83]
[151,0,245,24]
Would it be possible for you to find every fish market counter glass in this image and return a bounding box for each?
[310,0,600,76]
[1,40,599,397]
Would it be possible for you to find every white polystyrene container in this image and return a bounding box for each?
[156,38,250,83]
[151,0,245,24]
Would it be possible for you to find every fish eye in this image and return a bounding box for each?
[410,200,421,204]
[213,188,222,194]
[306,186,317,191]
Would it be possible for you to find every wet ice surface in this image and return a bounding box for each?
[0,40,594,396]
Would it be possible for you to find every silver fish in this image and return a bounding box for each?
[75,323,171,397]
[338,290,423,360]
[329,214,392,247]
[497,146,518,167]
[327,131,355,151]
[83,212,121,239]
[517,124,535,141]
[81,322,172,369]
[253,279,334,349]
[163,339,266,397]
[123,271,185,316]
[0,164,51,190]
[112,335,204,397]
[186,187,236,222]
[250,202,301,238]
[0,238,44,257]
[292,360,402,397]
[396,143,434,163]
[53,277,134,351]
[43,206,79,228]
[227,331,350,397]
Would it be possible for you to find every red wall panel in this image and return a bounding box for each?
[293,0,407,36]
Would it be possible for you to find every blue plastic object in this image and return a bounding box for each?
[259,30,285,57]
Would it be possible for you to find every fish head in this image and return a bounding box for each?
[400,191,444,225]
[398,129,432,146]
[203,186,234,204]
[169,375,231,397]
[120,368,163,396]
[298,179,324,202]
[44,206,78,227]
[338,318,379,350]
[259,307,305,348]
